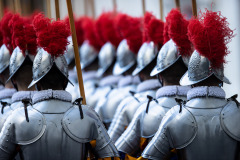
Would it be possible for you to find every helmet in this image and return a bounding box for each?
[7,47,35,82]
[28,13,72,88]
[0,44,11,73]
[80,41,98,70]
[97,42,116,77]
[180,10,234,86]
[28,48,71,88]
[132,42,158,76]
[180,50,230,86]
[113,39,136,75]
[95,11,122,77]
[150,9,192,76]
[132,12,164,76]
[64,36,75,65]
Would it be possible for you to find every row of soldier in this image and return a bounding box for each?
[0,4,238,160]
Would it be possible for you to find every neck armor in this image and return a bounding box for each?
[113,39,136,75]
[132,41,158,76]
[28,48,72,88]
[180,50,230,86]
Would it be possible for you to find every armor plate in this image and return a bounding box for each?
[220,101,240,141]
[0,107,46,148]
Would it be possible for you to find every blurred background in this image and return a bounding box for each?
[1,0,239,99]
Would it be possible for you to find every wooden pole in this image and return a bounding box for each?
[142,0,146,15]
[175,0,180,11]
[192,0,197,17]
[159,0,163,21]
[46,0,51,18]
[89,0,95,19]
[66,0,86,105]
[0,0,3,19]
[14,0,21,14]
[113,0,117,10]
[84,0,88,15]
[55,0,60,20]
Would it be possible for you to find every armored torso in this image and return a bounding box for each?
[115,86,190,156]
[0,90,119,160]
[142,86,240,160]
[108,79,161,143]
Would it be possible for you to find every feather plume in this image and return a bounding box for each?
[115,13,143,53]
[95,11,122,47]
[143,12,164,49]
[82,17,102,51]
[1,11,13,53]
[33,13,70,57]
[188,9,234,68]
[167,9,192,57]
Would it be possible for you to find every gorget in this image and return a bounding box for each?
[32,89,72,104]
[10,91,36,110]
[187,86,225,101]
[98,75,123,87]
[0,88,16,102]
[136,79,162,93]
[118,76,140,88]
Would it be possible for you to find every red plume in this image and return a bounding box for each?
[25,23,37,55]
[95,11,122,47]
[1,11,13,53]
[75,17,87,46]
[188,9,234,69]
[115,13,143,53]
[0,22,3,47]
[33,13,70,57]
[9,14,26,53]
[143,12,164,49]
[163,22,169,44]
[82,17,102,51]
[167,9,192,57]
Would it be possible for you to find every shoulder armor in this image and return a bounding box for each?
[62,105,100,143]
[141,102,166,138]
[165,105,197,149]
[220,101,240,141]
[3,107,46,145]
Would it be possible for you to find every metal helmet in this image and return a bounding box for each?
[0,44,11,74]
[150,39,189,77]
[97,42,116,77]
[132,42,158,76]
[28,48,72,88]
[113,39,136,75]
[80,41,98,70]
[64,36,75,65]
[180,50,230,86]
[7,47,35,82]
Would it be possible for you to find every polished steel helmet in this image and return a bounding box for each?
[113,39,136,75]
[0,44,11,74]
[132,42,158,76]
[150,39,189,77]
[97,42,116,77]
[80,40,98,70]
[28,48,72,88]
[180,50,230,86]
[7,47,35,82]
[64,36,75,65]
